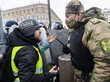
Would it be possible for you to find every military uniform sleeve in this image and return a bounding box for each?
[82,18,110,82]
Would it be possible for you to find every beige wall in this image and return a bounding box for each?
[1,3,62,29]
[102,8,110,22]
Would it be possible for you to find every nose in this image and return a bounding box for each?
[39,29,42,33]
[65,18,68,23]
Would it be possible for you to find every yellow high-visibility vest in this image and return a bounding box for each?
[68,34,70,41]
[11,46,43,82]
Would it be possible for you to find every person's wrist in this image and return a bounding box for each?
[46,39,51,44]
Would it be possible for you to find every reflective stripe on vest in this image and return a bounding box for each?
[11,46,43,82]
[68,34,70,41]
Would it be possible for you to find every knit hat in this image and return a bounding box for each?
[65,0,85,15]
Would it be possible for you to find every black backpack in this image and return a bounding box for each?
[0,58,4,81]
[0,46,16,82]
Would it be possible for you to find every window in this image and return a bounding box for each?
[3,19,7,27]
[27,9,30,13]
[13,18,15,21]
[3,14,5,17]
[32,8,34,12]
[12,12,14,15]
[16,11,18,15]
[20,16,23,22]
[20,11,22,14]
[24,17,27,20]
[17,18,19,22]
[8,13,10,16]
[36,8,38,11]
[32,15,35,19]
[103,8,108,12]
[42,7,44,12]
[24,10,25,13]
[36,14,39,20]
[28,15,31,19]
[42,13,46,20]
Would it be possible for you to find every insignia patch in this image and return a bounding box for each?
[20,20,34,29]
[90,18,101,24]
[101,39,110,53]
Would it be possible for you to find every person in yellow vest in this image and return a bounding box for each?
[3,19,59,82]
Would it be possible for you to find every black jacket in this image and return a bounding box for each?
[4,28,53,82]
[70,25,94,73]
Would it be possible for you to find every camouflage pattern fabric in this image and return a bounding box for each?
[81,7,106,22]
[65,0,110,81]
[72,66,92,82]
[65,0,85,15]
[74,7,110,82]
[82,18,110,82]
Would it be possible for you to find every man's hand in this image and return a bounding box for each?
[0,55,3,59]
[49,65,59,75]
[48,65,59,80]
[47,33,58,43]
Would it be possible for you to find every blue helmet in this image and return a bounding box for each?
[5,20,18,27]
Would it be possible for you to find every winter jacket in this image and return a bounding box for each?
[4,28,54,82]
[70,7,110,82]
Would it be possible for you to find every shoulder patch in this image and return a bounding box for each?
[89,18,101,24]
[101,39,110,53]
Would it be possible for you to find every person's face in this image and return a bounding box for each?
[5,27,10,33]
[65,14,77,23]
[34,28,42,42]
[65,13,82,29]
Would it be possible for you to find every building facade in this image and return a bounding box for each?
[1,3,62,28]
[102,8,110,23]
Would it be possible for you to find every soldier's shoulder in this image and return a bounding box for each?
[89,18,101,24]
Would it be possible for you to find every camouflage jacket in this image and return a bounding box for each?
[82,7,110,82]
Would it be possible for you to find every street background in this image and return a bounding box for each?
[0,0,109,26]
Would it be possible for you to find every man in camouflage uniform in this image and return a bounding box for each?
[63,0,110,82]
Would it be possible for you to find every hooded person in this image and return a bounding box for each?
[5,20,18,34]
[2,19,59,82]
[63,0,110,82]
[4,20,18,41]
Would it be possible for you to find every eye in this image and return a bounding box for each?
[66,15,69,18]
[67,14,71,18]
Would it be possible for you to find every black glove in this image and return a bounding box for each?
[62,45,71,54]
[47,65,59,82]
[47,69,59,82]
[49,71,59,78]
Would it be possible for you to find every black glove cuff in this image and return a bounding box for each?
[62,45,71,54]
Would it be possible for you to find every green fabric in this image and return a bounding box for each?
[101,39,110,53]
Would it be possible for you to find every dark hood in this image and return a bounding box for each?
[81,7,106,22]
[7,28,38,47]
[71,7,106,31]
